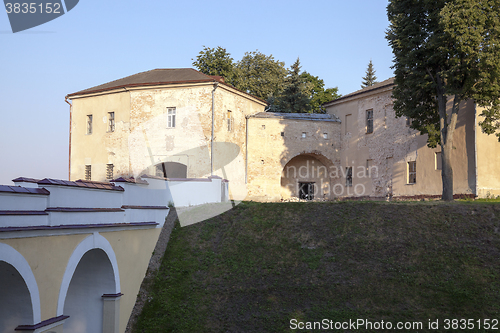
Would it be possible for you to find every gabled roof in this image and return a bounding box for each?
[323,77,395,106]
[66,68,267,105]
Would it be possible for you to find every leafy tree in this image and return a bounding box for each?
[275,58,312,113]
[386,0,500,201]
[301,72,341,112]
[192,46,237,86]
[361,60,378,88]
[235,51,287,101]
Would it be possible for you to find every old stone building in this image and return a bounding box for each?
[323,78,500,199]
[68,70,499,201]
[67,69,267,201]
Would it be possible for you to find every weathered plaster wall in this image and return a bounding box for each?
[128,84,214,179]
[476,105,500,197]
[326,88,476,198]
[70,84,266,203]
[70,92,131,181]
[247,117,341,201]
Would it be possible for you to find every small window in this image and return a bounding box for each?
[346,167,353,187]
[323,133,328,139]
[302,132,307,138]
[106,164,114,179]
[86,115,93,134]
[408,161,416,184]
[167,107,176,128]
[406,117,412,127]
[227,110,232,132]
[281,131,284,137]
[366,109,373,134]
[85,165,91,181]
[435,152,442,170]
[262,125,265,130]
[108,112,115,132]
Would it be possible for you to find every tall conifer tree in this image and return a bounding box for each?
[361,60,378,88]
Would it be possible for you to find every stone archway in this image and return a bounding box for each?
[58,233,121,333]
[0,243,40,331]
[281,152,336,200]
[62,249,116,333]
[0,261,34,332]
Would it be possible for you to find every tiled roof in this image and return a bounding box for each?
[66,68,267,105]
[12,177,41,183]
[323,77,395,106]
[37,178,124,191]
[249,112,340,122]
[67,68,223,97]
[111,176,149,184]
[0,185,49,195]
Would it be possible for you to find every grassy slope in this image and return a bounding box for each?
[134,201,500,332]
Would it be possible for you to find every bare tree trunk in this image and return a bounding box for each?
[441,142,454,201]
[438,90,461,201]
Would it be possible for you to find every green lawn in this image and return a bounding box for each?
[134,201,500,332]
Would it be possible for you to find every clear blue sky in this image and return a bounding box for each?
[0,0,394,185]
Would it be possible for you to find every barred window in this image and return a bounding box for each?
[106,164,114,179]
[108,112,115,132]
[408,161,416,184]
[85,165,91,180]
[346,167,353,187]
[366,109,373,134]
[167,107,176,128]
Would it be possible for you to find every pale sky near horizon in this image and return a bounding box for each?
[0,0,394,185]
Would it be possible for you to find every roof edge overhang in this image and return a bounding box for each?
[322,81,395,107]
[66,80,268,106]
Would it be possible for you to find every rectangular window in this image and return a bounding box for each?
[366,109,373,134]
[406,117,412,127]
[227,110,232,131]
[85,165,91,181]
[323,133,328,139]
[408,161,416,184]
[108,112,115,132]
[346,167,353,187]
[302,132,307,138]
[106,164,114,179]
[435,152,442,170]
[86,115,93,134]
[167,107,176,128]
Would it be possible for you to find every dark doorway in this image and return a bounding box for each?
[299,182,315,200]
[155,162,188,178]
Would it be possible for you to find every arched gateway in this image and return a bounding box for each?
[281,152,337,200]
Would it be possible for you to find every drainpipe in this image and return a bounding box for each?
[474,102,478,197]
[211,82,219,176]
[245,116,249,183]
[65,95,72,180]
